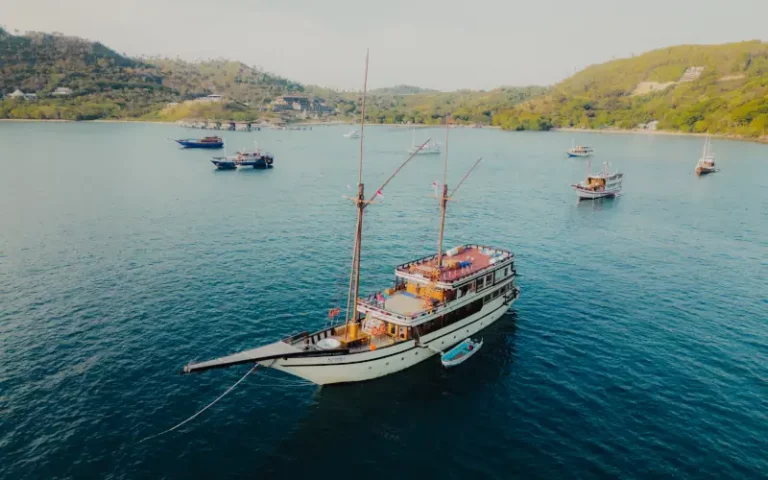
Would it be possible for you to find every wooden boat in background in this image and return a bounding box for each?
[567,139,594,157]
[695,136,717,175]
[572,161,623,200]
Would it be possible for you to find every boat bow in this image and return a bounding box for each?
[182,341,348,374]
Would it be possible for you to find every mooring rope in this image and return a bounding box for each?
[137,365,258,443]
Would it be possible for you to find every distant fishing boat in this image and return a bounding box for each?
[408,128,441,155]
[343,130,360,139]
[571,161,623,200]
[175,136,224,149]
[567,139,594,158]
[441,338,483,368]
[211,143,274,170]
[695,136,717,176]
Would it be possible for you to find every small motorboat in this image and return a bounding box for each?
[343,130,360,139]
[441,338,483,368]
[175,136,224,149]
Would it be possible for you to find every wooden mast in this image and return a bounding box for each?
[344,50,369,338]
[436,117,450,270]
[341,51,432,340]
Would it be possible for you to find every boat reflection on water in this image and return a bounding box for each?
[260,312,519,475]
[574,195,621,211]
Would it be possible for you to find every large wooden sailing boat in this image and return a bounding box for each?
[181,53,519,385]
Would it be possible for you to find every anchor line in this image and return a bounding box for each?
[137,364,258,444]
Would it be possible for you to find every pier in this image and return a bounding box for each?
[175,120,312,132]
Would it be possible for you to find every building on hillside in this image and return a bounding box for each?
[638,120,659,131]
[271,94,334,116]
[8,89,38,100]
[680,67,704,83]
[196,94,224,102]
[272,94,310,112]
[52,87,73,96]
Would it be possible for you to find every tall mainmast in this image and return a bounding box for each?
[341,52,433,339]
[344,50,369,333]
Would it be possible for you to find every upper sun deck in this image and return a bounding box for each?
[396,245,513,286]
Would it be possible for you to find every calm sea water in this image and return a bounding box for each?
[0,122,766,479]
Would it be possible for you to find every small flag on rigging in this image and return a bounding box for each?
[375,189,383,198]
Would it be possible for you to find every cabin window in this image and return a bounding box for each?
[476,277,485,290]
[442,298,483,327]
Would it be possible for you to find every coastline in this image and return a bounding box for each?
[0,118,763,142]
[553,126,768,144]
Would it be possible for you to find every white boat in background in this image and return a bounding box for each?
[571,161,623,199]
[567,139,594,158]
[695,136,717,175]
[343,130,360,139]
[408,128,441,155]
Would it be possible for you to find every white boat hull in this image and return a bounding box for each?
[573,186,621,200]
[266,295,515,385]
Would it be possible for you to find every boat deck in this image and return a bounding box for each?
[397,245,508,284]
[383,291,430,315]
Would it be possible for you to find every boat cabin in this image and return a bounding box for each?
[286,245,516,354]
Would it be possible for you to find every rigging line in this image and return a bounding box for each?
[366,138,432,204]
[449,157,483,197]
[136,365,257,444]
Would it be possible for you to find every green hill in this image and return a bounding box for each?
[0,29,306,121]
[493,41,768,139]
[326,86,549,125]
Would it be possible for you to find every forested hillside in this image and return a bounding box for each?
[327,86,549,125]
[2,27,767,140]
[493,41,768,139]
[0,29,306,120]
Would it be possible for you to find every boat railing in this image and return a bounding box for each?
[395,246,513,285]
[358,296,450,323]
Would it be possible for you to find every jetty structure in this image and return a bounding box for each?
[181,52,519,384]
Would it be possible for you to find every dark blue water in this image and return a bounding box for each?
[1,122,766,479]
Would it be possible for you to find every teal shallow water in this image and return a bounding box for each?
[0,123,766,479]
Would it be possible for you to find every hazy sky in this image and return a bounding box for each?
[4,0,767,90]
